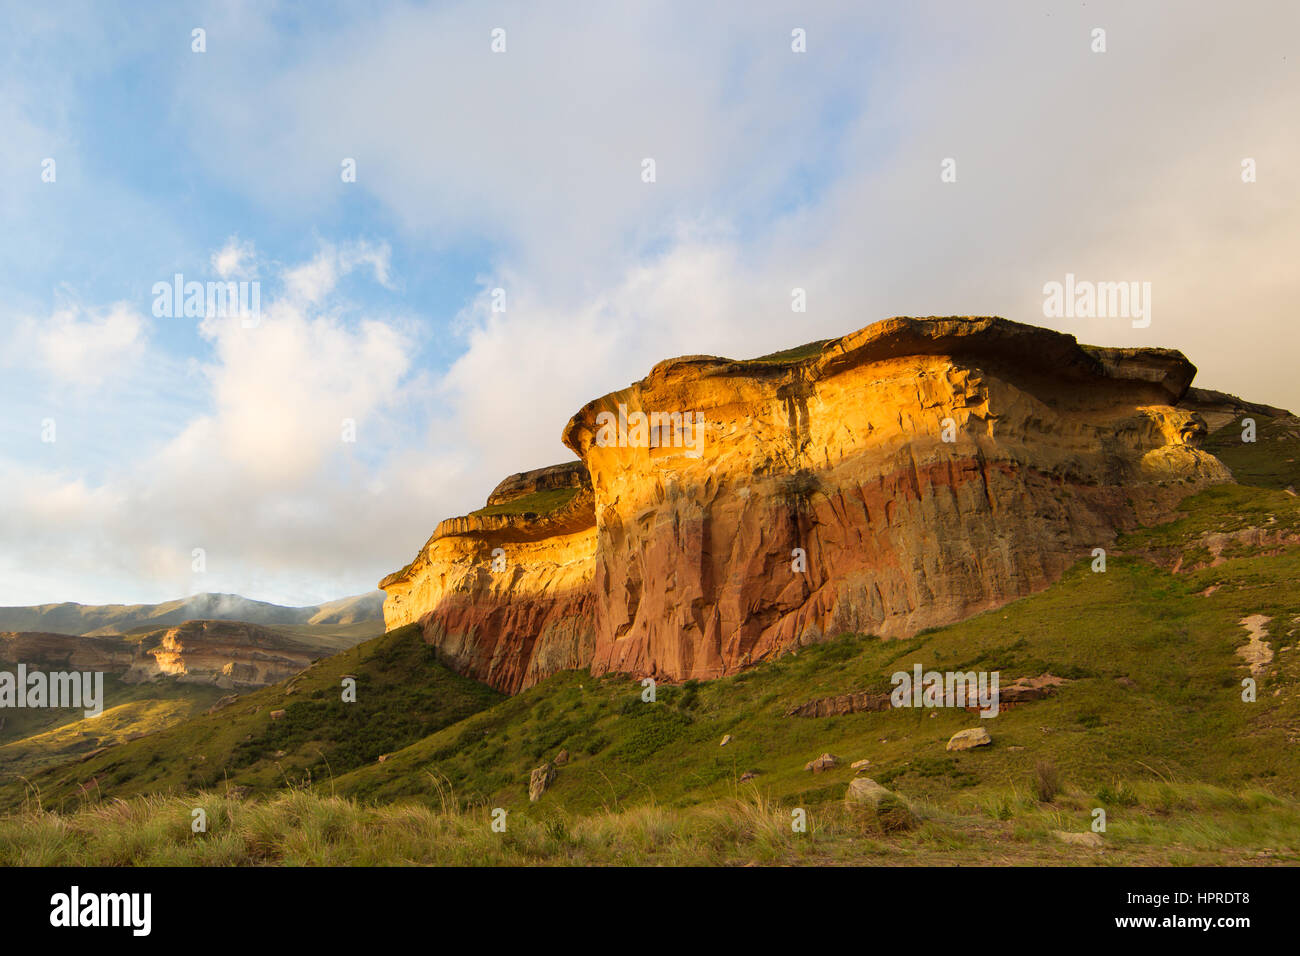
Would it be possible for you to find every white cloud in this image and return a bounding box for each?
[30,303,146,387]
[0,243,456,606]
[211,237,256,280]
[4,0,1300,607]
[280,241,393,308]
[173,0,1300,412]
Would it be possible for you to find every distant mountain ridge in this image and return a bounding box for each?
[0,590,385,637]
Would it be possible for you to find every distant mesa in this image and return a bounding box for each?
[0,591,384,698]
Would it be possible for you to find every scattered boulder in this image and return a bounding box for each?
[206,694,239,715]
[529,762,556,802]
[804,753,840,773]
[720,734,733,747]
[1053,830,1103,848]
[946,727,991,751]
[845,776,892,806]
[270,709,287,721]
[554,749,570,766]
[377,753,389,763]
[850,758,871,773]
[845,777,917,831]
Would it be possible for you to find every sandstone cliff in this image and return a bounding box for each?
[383,316,1245,693]
[380,463,597,692]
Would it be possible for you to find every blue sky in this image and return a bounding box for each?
[1,1,1297,607]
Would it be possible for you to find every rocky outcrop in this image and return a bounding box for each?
[382,315,1244,693]
[1,620,333,690]
[486,461,590,507]
[784,673,1068,718]
[563,316,1229,685]
[379,463,597,693]
[805,753,841,773]
[121,621,327,689]
[1181,387,1292,432]
[529,762,557,801]
[785,690,892,719]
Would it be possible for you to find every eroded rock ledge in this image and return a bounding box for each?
[379,462,597,693]
[382,315,1241,693]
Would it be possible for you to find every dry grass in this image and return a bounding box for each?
[3,779,1297,866]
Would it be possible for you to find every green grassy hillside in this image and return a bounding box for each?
[0,617,384,776]
[10,485,1299,858]
[471,486,580,517]
[1,624,501,810]
[0,676,228,774]
[1203,412,1300,490]
[320,487,1299,817]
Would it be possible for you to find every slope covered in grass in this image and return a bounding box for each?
[0,624,501,810]
[0,699,206,778]
[1203,414,1300,491]
[318,485,1300,821]
[7,480,1300,868]
[0,675,228,777]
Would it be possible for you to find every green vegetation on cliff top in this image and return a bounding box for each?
[471,485,581,518]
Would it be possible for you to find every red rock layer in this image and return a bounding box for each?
[384,316,1237,692]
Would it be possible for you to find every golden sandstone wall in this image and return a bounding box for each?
[381,316,1232,693]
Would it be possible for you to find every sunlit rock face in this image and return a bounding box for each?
[380,463,597,693]
[122,621,325,689]
[384,316,1233,692]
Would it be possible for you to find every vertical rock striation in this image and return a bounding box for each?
[383,316,1235,693]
